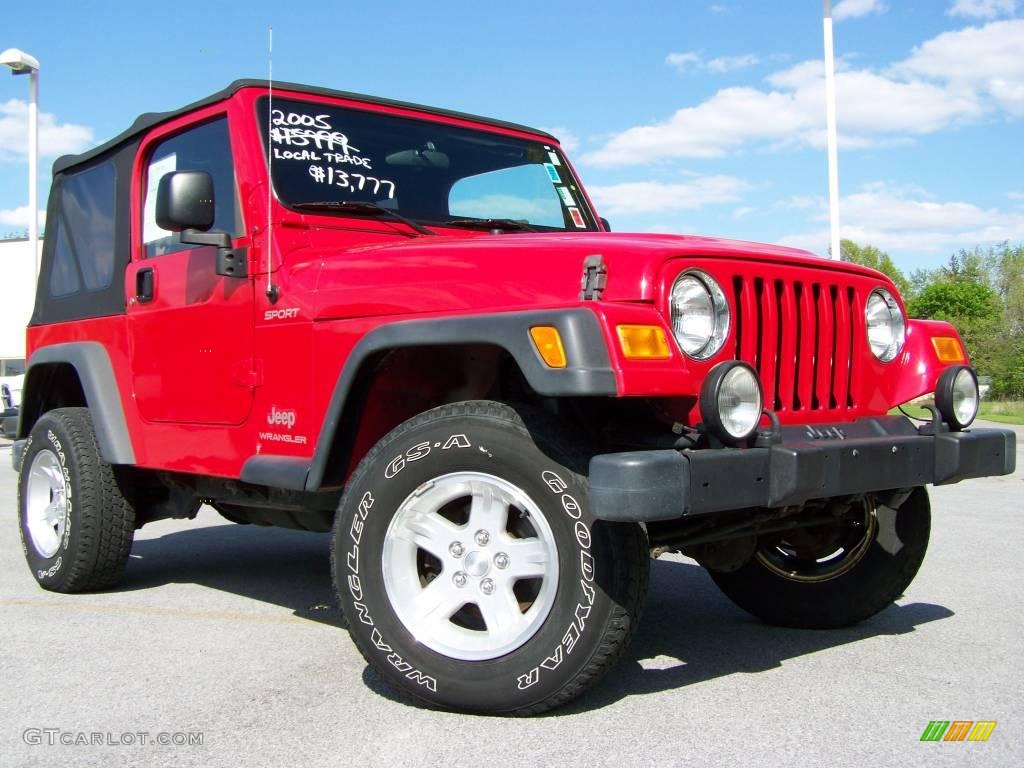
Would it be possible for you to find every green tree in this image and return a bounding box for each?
[907,243,1024,399]
[907,281,1002,321]
[840,239,911,297]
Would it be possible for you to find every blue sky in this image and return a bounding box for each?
[2,0,1022,273]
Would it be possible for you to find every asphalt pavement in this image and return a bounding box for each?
[1,424,1021,768]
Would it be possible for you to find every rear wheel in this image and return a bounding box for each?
[18,408,136,592]
[708,489,930,628]
[331,401,649,714]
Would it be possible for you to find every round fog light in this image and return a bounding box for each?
[935,365,979,430]
[700,362,763,445]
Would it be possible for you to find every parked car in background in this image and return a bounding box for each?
[1,373,22,438]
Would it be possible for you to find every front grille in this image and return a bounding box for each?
[730,275,861,416]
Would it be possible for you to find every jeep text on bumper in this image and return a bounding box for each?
[591,416,1016,521]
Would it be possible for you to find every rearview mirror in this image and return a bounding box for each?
[156,170,215,232]
[386,148,450,169]
[154,170,246,278]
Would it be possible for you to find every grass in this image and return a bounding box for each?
[978,400,1024,425]
[890,400,1024,425]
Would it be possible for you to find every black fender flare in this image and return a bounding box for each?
[241,308,617,491]
[22,342,135,465]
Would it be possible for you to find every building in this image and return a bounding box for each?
[0,236,40,375]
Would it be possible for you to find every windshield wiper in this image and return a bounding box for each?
[442,217,537,233]
[292,201,437,236]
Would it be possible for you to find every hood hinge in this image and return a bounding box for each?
[579,254,607,300]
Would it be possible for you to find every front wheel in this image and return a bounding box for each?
[18,408,136,592]
[708,488,931,629]
[331,401,649,714]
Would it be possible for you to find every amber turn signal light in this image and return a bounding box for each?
[529,326,567,368]
[617,325,671,359]
[931,336,965,363]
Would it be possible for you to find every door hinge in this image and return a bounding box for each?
[233,358,263,389]
[579,254,607,300]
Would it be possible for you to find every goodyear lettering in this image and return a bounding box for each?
[517,471,594,691]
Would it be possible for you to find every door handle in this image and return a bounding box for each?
[136,268,155,303]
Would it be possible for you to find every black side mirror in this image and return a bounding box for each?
[154,170,246,278]
[600,217,612,232]
[156,170,215,232]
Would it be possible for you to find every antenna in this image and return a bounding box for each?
[823,0,841,261]
[266,26,279,302]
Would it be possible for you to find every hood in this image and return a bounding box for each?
[297,229,889,321]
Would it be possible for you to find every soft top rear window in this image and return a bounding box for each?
[258,97,597,232]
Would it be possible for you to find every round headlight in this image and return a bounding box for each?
[699,362,763,445]
[865,288,906,363]
[670,271,730,360]
[935,365,979,430]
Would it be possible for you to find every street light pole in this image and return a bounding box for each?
[823,1,841,261]
[1,48,41,276]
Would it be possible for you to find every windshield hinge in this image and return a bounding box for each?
[579,254,607,301]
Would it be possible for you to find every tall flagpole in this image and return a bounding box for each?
[823,0,841,261]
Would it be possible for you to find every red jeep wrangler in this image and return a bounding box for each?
[14,80,1015,714]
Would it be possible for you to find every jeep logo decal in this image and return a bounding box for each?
[267,406,297,429]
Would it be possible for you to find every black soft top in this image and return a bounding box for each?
[53,79,557,175]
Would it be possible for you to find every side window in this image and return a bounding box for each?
[48,161,116,298]
[448,164,566,228]
[49,219,82,297]
[142,117,241,258]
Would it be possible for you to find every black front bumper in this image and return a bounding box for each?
[588,416,1016,522]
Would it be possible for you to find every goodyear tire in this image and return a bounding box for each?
[18,408,136,593]
[709,488,931,629]
[331,401,648,714]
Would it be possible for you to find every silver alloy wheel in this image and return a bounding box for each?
[26,449,69,558]
[382,471,559,661]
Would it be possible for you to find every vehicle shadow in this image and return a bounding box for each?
[119,522,954,712]
[121,520,344,628]
[553,557,954,715]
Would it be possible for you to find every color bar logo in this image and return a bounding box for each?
[921,721,997,742]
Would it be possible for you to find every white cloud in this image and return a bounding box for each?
[896,19,1024,115]
[582,67,979,165]
[732,206,756,219]
[584,20,1024,166]
[0,205,46,229]
[947,0,1018,19]
[449,194,554,222]
[777,183,1024,257]
[0,99,93,161]
[780,195,826,210]
[666,51,759,75]
[666,52,702,73]
[833,0,888,21]
[588,176,750,215]
[709,4,730,13]
[707,54,761,73]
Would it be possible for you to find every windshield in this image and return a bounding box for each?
[258,97,597,231]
